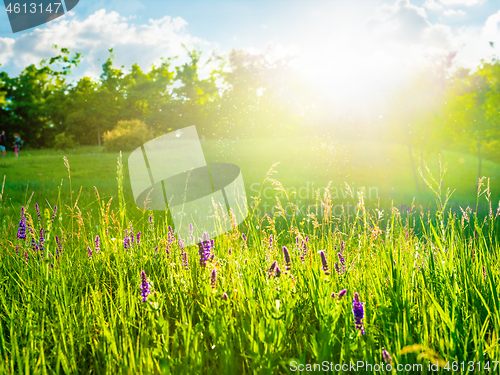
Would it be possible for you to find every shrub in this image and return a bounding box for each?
[53,132,77,150]
[103,120,152,152]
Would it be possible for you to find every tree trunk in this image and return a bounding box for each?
[408,143,420,192]
[97,123,101,147]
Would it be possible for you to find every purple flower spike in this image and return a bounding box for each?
[338,289,347,299]
[182,251,189,270]
[87,246,92,258]
[189,223,194,242]
[352,292,365,335]
[382,348,392,364]
[268,260,277,277]
[269,234,273,248]
[211,268,217,288]
[283,246,291,271]
[51,205,57,223]
[39,228,45,256]
[17,210,26,240]
[340,240,344,253]
[222,292,228,301]
[483,266,487,280]
[241,233,247,242]
[140,270,151,303]
[275,265,282,277]
[95,235,100,253]
[319,250,330,275]
[198,232,212,267]
[136,232,141,245]
[35,203,41,222]
[331,292,336,298]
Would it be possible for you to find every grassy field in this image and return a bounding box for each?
[0,140,499,374]
[1,137,499,214]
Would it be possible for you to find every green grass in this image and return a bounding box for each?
[0,142,499,374]
[1,138,499,213]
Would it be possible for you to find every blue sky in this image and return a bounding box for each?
[1,0,499,109]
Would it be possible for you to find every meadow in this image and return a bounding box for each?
[0,139,499,374]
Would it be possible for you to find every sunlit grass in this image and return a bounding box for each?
[0,153,499,374]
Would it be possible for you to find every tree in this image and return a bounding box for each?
[0,47,80,147]
[444,59,500,187]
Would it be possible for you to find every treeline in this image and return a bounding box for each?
[0,46,306,149]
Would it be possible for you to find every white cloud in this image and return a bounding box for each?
[439,0,486,6]
[0,9,213,78]
[443,9,467,16]
[423,0,443,10]
[483,9,500,38]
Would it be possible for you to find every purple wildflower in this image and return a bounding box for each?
[140,270,151,302]
[283,246,291,271]
[319,250,330,275]
[268,260,277,277]
[301,239,308,263]
[382,348,392,364]
[228,247,232,255]
[222,292,228,301]
[55,235,62,258]
[269,234,273,248]
[331,292,336,298]
[275,265,282,277]
[51,205,57,224]
[198,232,211,267]
[136,232,141,245]
[336,252,345,274]
[17,209,26,240]
[87,246,92,258]
[338,289,347,299]
[352,292,365,335]
[154,246,158,259]
[182,251,189,270]
[95,235,100,253]
[211,268,217,288]
[340,240,344,253]
[483,266,487,280]
[35,203,41,222]
[189,223,194,243]
[242,233,247,242]
[124,230,130,251]
[39,228,45,257]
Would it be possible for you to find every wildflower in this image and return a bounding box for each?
[301,239,308,263]
[283,246,291,271]
[39,228,45,257]
[55,235,62,258]
[382,348,392,364]
[241,233,247,242]
[51,205,57,224]
[87,246,92,258]
[95,235,100,253]
[331,292,336,298]
[228,247,232,255]
[483,266,487,280]
[198,232,211,267]
[35,203,41,222]
[269,234,273,248]
[182,251,189,270]
[17,209,26,240]
[338,289,347,299]
[154,246,158,259]
[211,268,217,288]
[275,265,282,277]
[140,270,151,303]
[336,252,345,274]
[136,232,141,245]
[352,292,365,335]
[268,260,277,276]
[123,230,130,251]
[222,292,228,301]
[178,238,185,251]
[319,250,330,275]
[340,240,344,253]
